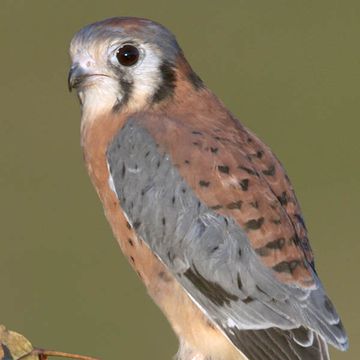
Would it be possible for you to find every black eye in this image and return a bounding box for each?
[116,44,140,66]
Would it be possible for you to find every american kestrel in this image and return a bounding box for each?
[68,17,348,360]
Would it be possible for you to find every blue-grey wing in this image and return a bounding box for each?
[106,117,347,359]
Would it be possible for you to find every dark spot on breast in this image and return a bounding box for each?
[238,165,257,176]
[224,218,229,226]
[128,238,134,247]
[227,200,242,210]
[192,131,203,135]
[193,142,200,146]
[210,147,218,154]
[277,191,288,206]
[206,320,216,329]
[245,217,264,230]
[211,246,219,253]
[162,217,166,226]
[262,164,276,176]
[210,204,223,210]
[238,248,242,257]
[145,151,150,157]
[156,160,161,168]
[188,70,204,90]
[199,180,210,187]
[158,271,172,282]
[184,160,190,164]
[182,188,186,193]
[152,60,176,103]
[133,220,141,229]
[184,265,239,306]
[239,179,249,191]
[218,165,230,174]
[121,163,126,178]
[172,196,176,204]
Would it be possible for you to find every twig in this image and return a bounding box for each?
[17,348,101,360]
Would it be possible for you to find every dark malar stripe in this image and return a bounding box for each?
[113,78,133,112]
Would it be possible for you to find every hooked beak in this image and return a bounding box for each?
[68,63,88,92]
[68,63,110,92]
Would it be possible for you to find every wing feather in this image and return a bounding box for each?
[106,116,348,357]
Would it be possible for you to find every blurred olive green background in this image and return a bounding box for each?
[0,1,359,359]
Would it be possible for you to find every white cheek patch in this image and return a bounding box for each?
[129,45,163,106]
[81,76,120,124]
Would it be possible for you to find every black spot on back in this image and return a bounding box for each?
[238,165,257,176]
[256,150,264,159]
[199,180,210,187]
[262,164,276,176]
[277,191,289,206]
[218,165,230,174]
[273,259,302,274]
[210,204,223,210]
[245,217,264,230]
[239,179,249,191]
[226,200,242,210]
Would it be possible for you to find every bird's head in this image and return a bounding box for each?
[68,17,203,120]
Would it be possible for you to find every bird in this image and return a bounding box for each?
[68,17,348,360]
